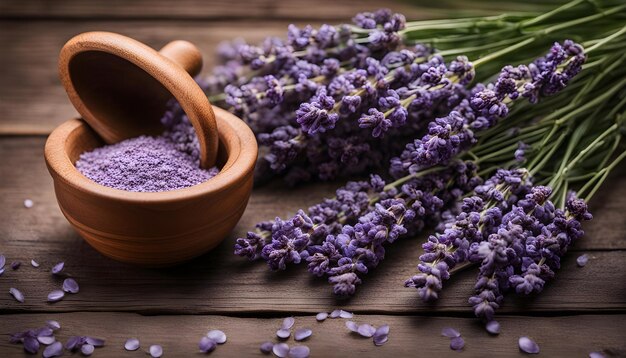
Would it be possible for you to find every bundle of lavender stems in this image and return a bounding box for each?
[201,0,626,324]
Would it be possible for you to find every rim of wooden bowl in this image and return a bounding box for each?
[44,106,257,204]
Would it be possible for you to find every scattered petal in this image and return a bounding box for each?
[273,342,289,358]
[52,262,65,275]
[124,338,140,351]
[24,199,34,208]
[277,328,291,339]
[577,254,589,267]
[288,345,310,358]
[315,312,328,322]
[338,310,353,319]
[149,345,163,358]
[441,327,461,338]
[36,327,54,337]
[9,287,25,302]
[450,336,465,351]
[63,278,80,293]
[47,290,65,303]
[294,328,312,341]
[589,352,605,358]
[81,344,95,356]
[206,330,227,344]
[260,341,274,354]
[282,317,295,330]
[373,334,389,346]
[519,337,540,354]
[486,320,500,335]
[46,320,61,330]
[24,336,40,354]
[0,254,5,269]
[43,341,63,358]
[85,337,105,347]
[357,324,376,338]
[345,321,359,333]
[38,336,56,345]
[374,324,389,338]
[11,261,21,270]
[65,336,81,350]
[31,260,40,268]
[330,310,341,318]
[199,337,216,353]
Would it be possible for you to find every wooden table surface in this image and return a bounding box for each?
[1,1,625,357]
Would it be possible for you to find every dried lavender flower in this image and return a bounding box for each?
[9,287,24,302]
[373,324,390,346]
[486,320,500,335]
[294,328,312,341]
[441,327,461,338]
[207,330,227,344]
[0,254,5,269]
[47,290,65,303]
[199,337,217,353]
[31,260,40,268]
[338,310,353,319]
[24,199,34,208]
[52,262,65,275]
[577,254,589,267]
[124,338,140,351]
[288,345,311,358]
[277,329,291,339]
[11,261,21,270]
[519,337,540,354]
[81,344,95,356]
[589,352,605,358]
[46,321,61,330]
[450,336,465,351]
[273,343,290,358]
[149,345,163,358]
[38,336,56,345]
[43,341,63,358]
[260,341,274,354]
[63,278,80,293]
[345,321,359,333]
[357,324,376,338]
[282,317,295,330]
[330,310,342,318]
[315,312,328,321]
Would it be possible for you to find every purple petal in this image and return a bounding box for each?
[315,312,328,322]
[577,254,589,267]
[81,344,95,356]
[85,337,105,347]
[345,321,359,333]
[206,330,226,344]
[47,290,65,303]
[486,320,500,335]
[260,341,273,354]
[589,352,605,358]
[65,336,81,350]
[149,345,163,358]
[63,278,79,294]
[199,337,216,353]
[338,310,353,319]
[282,317,295,330]
[374,324,389,338]
[46,321,61,330]
[23,336,40,354]
[450,336,465,351]
[373,334,389,346]
[11,261,21,270]
[124,338,140,351]
[357,324,376,338]
[9,287,25,302]
[288,345,310,358]
[294,328,312,341]
[43,341,63,358]
[38,336,56,345]
[36,327,54,337]
[24,199,34,208]
[277,328,291,339]
[330,309,341,318]
[31,260,40,268]
[441,327,461,338]
[0,254,5,268]
[273,343,290,358]
[519,337,540,354]
[52,262,65,274]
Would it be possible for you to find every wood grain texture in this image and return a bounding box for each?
[1,313,625,357]
[1,137,625,315]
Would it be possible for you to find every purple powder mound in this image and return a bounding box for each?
[76,100,219,192]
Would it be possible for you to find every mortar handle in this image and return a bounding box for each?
[159,40,203,78]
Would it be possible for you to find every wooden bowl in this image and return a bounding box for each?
[44,32,257,266]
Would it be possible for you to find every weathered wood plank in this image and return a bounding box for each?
[0,313,624,357]
[1,137,625,315]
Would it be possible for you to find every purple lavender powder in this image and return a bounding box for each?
[76,101,219,192]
